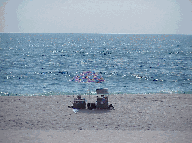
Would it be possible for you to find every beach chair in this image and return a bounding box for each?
[73,95,86,109]
[96,88,109,109]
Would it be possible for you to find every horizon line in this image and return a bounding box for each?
[0,32,191,35]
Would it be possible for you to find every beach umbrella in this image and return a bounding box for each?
[71,71,104,97]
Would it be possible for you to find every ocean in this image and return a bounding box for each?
[0,33,191,96]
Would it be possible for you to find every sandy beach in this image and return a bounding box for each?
[0,94,192,142]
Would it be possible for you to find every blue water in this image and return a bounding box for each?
[0,33,191,96]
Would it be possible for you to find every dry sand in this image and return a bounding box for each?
[0,94,192,142]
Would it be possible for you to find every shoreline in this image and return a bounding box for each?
[1,92,192,96]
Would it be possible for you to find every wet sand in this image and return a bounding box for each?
[0,94,192,142]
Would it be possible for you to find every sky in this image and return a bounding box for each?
[0,0,192,34]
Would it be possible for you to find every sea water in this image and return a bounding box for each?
[0,33,191,96]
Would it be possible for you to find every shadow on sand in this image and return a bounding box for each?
[73,109,112,114]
